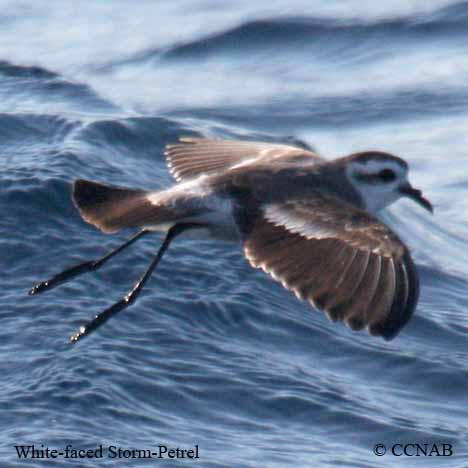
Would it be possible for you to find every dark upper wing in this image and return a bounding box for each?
[241,194,419,340]
[165,137,323,181]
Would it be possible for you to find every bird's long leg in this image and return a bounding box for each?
[69,223,197,344]
[29,230,150,296]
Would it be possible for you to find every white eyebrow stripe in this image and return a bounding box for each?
[349,160,406,175]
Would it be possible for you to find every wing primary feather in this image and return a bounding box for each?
[366,257,396,333]
[345,255,382,331]
[369,252,418,340]
[315,248,357,310]
[327,251,370,321]
[295,242,349,302]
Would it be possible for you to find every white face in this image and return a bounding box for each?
[346,159,409,213]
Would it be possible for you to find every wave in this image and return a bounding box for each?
[0,60,58,79]
[161,14,468,61]
[0,60,117,113]
[165,84,468,132]
[102,3,468,69]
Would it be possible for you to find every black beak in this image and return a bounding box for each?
[400,183,433,213]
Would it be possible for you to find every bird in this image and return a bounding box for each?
[29,137,433,343]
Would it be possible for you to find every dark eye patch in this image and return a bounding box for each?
[354,168,397,184]
[378,168,396,182]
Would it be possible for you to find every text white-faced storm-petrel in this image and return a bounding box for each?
[29,138,433,343]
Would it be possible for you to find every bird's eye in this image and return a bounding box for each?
[378,168,396,182]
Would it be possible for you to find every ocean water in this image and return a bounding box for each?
[1,1,467,466]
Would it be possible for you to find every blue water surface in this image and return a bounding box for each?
[1,1,467,466]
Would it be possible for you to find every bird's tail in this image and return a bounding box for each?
[72,179,169,234]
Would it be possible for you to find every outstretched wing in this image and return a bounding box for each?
[241,194,419,340]
[165,137,323,181]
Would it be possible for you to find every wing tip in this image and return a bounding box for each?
[368,251,419,341]
[179,136,201,143]
[369,323,401,341]
[164,136,199,153]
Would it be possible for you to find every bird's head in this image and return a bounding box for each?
[345,151,433,214]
